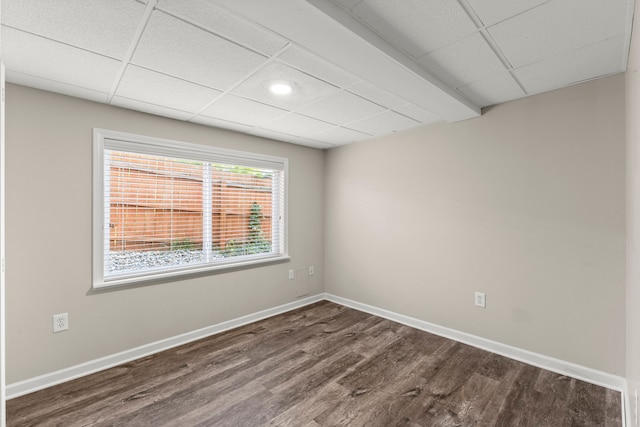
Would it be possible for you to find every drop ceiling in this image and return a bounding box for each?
[1,0,635,149]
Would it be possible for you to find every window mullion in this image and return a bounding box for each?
[202,162,213,262]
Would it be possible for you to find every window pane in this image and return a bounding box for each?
[106,150,206,276]
[212,165,274,258]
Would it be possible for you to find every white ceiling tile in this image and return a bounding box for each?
[131,11,268,90]
[417,33,507,88]
[513,36,626,94]
[457,71,526,107]
[277,46,359,88]
[347,110,420,136]
[5,70,109,103]
[190,115,254,133]
[2,27,121,93]
[116,66,222,113]
[297,90,386,124]
[352,0,478,56]
[262,114,334,137]
[312,126,372,144]
[1,0,145,59]
[466,0,549,26]
[155,0,287,55]
[393,104,440,124]
[488,0,629,68]
[111,96,194,121]
[200,94,287,126]
[346,81,407,109]
[232,62,340,110]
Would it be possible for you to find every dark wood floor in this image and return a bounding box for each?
[7,301,622,426]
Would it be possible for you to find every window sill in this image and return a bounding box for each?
[92,254,290,290]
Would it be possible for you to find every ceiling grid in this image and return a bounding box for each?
[107,0,158,103]
[1,0,634,148]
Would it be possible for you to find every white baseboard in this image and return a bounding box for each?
[7,291,628,426]
[6,293,324,399]
[324,293,626,393]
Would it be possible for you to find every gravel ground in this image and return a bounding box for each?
[108,249,224,273]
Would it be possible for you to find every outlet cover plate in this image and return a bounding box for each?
[475,292,486,308]
[53,313,69,333]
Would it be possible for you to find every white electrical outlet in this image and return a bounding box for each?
[474,292,486,308]
[309,265,315,276]
[288,269,295,280]
[53,313,69,333]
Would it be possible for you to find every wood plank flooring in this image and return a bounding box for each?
[7,301,622,426]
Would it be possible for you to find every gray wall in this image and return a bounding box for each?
[626,0,640,409]
[324,74,626,374]
[5,84,324,383]
[6,71,628,384]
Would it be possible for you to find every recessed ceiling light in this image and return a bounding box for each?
[267,81,294,96]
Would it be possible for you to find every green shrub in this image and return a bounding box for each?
[170,238,195,251]
[219,202,271,257]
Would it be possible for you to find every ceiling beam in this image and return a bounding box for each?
[213,0,481,122]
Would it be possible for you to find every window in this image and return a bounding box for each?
[93,129,287,288]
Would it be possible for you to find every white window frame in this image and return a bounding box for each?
[92,129,288,289]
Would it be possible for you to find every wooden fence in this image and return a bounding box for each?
[108,157,273,252]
